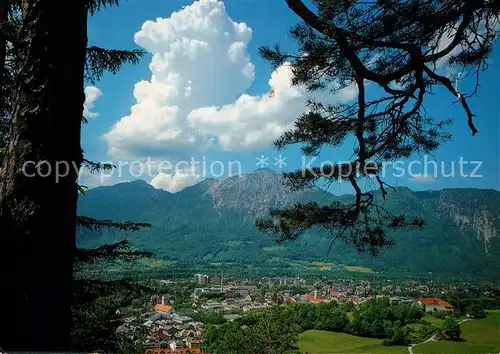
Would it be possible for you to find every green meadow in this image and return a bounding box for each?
[299,311,500,354]
[298,330,407,354]
[414,310,500,354]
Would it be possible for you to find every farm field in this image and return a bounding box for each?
[136,259,178,268]
[298,330,407,354]
[343,265,374,273]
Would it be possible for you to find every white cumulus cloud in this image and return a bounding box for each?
[83,86,102,119]
[409,174,437,183]
[150,168,202,193]
[103,0,357,163]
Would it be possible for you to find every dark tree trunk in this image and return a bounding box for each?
[0,0,6,72]
[0,0,87,350]
[0,0,8,117]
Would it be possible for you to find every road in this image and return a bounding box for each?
[407,318,471,354]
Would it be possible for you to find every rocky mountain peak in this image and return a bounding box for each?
[209,169,295,217]
[437,189,499,250]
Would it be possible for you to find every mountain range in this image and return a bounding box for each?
[77,168,500,277]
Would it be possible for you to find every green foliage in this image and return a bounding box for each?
[442,318,461,341]
[444,289,500,317]
[282,302,318,331]
[72,278,155,353]
[280,301,351,334]
[203,306,301,354]
[315,305,350,332]
[207,298,425,350]
[193,311,227,325]
[77,185,89,195]
[383,326,411,346]
[432,311,448,319]
[346,298,423,339]
[409,321,437,343]
[468,305,488,319]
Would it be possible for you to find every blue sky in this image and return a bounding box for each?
[81,0,500,194]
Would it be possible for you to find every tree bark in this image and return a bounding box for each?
[0,0,8,121]
[0,0,6,73]
[0,0,87,350]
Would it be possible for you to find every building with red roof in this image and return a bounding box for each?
[153,304,173,313]
[304,293,325,304]
[417,297,454,312]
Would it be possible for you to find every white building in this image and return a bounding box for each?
[417,297,454,312]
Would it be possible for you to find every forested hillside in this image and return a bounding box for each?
[78,169,500,277]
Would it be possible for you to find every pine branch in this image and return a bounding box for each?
[256,199,424,256]
[76,216,152,232]
[87,0,120,16]
[73,277,158,306]
[77,184,89,195]
[82,158,115,174]
[75,240,153,264]
[256,0,496,253]
[85,46,145,84]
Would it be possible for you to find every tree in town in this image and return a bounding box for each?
[203,307,301,354]
[315,305,350,332]
[256,0,500,254]
[250,307,301,354]
[383,326,411,346]
[468,304,487,318]
[0,0,145,350]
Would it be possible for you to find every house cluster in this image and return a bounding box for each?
[142,311,205,350]
[114,275,466,352]
[192,283,274,313]
[262,276,307,286]
[190,276,458,313]
[109,273,472,354]
[296,287,376,305]
[292,287,455,313]
[116,296,205,353]
[195,293,268,313]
